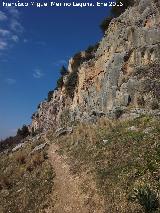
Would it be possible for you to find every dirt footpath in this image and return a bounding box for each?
[48,142,89,213]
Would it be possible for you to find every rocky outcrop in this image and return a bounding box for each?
[29,0,160,133]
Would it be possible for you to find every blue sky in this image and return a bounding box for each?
[0,1,110,139]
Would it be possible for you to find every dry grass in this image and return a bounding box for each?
[15,152,26,165]
[51,115,160,213]
[0,138,55,213]
[31,152,45,166]
[0,175,12,190]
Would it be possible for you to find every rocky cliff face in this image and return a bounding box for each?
[30,0,160,133]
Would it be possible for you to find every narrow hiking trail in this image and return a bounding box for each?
[47,139,89,213]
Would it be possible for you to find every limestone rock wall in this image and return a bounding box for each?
[30,0,160,133]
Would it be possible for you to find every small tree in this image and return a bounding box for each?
[17,125,29,138]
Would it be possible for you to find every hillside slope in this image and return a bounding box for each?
[0,137,54,212]
[48,115,160,212]
[1,115,160,212]
[0,0,160,212]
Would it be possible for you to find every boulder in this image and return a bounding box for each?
[12,142,26,152]
[30,142,48,154]
[55,127,73,138]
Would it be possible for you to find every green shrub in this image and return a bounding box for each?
[111,0,134,18]
[100,17,113,34]
[100,0,134,34]
[47,90,54,102]
[65,70,78,99]
[64,52,83,98]
[86,43,99,54]
[115,108,123,119]
[64,46,99,100]
[17,125,30,138]
[86,45,95,54]
[31,128,42,137]
[56,76,64,89]
[60,65,68,76]
[151,100,159,110]
[56,65,68,89]
[129,185,159,213]
[0,176,12,190]
[137,96,145,107]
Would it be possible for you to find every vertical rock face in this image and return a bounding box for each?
[30,0,160,133]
